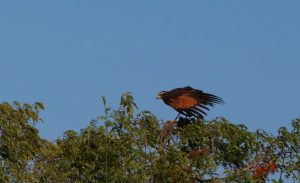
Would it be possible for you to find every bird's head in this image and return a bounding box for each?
[156,91,166,99]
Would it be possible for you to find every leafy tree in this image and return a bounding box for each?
[0,101,44,182]
[0,93,299,182]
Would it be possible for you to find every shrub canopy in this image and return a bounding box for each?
[0,93,299,182]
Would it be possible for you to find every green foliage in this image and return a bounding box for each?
[0,101,44,182]
[0,94,299,182]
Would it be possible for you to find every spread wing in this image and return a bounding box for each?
[165,86,224,119]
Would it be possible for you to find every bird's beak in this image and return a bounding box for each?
[156,95,161,99]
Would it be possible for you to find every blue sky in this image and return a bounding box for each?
[1,1,299,140]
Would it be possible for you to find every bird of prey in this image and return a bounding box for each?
[156,86,224,120]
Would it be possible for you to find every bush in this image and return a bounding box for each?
[0,93,299,182]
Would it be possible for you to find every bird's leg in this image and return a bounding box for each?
[174,113,180,121]
[184,113,189,119]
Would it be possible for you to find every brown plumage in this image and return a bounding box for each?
[156,86,224,119]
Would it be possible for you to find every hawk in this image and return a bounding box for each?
[156,86,224,119]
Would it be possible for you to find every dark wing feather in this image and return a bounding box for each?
[197,104,210,111]
[190,108,205,119]
[194,106,207,116]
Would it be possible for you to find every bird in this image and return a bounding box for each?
[156,86,224,120]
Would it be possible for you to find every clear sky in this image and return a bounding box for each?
[1,1,299,140]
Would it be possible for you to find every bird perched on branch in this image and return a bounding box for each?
[156,86,224,120]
